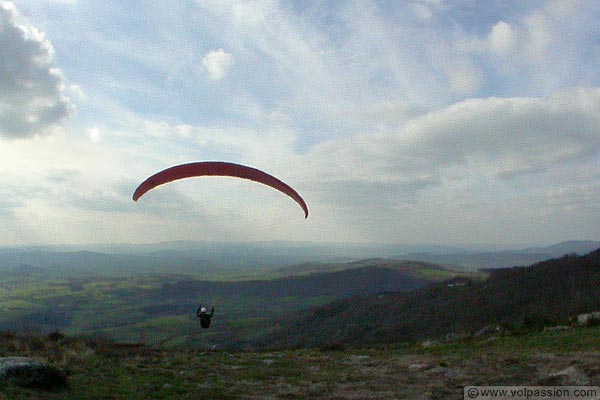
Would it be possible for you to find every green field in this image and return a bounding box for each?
[0,272,341,349]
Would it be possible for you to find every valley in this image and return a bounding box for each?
[0,256,458,349]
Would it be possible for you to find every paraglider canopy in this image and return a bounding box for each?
[132,161,309,218]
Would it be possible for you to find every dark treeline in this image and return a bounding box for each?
[158,264,434,300]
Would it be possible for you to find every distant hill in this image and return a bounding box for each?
[521,240,600,256]
[0,249,290,278]
[396,240,600,270]
[252,248,600,349]
[276,258,451,277]
[13,264,48,275]
[159,261,457,300]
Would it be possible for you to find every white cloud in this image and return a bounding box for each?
[493,1,599,92]
[282,87,600,244]
[409,3,434,21]
[201,48,234,80]
[231,0,275,25]
[306,87,600,186]
[67,84,86,101]
[488,21,515,55]
[87,126,101,143]
[25,0,77,4]
[447,65,483,95]
[0,2,72,138]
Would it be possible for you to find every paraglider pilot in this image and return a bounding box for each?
[197,305,215,329]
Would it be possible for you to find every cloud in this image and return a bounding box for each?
[447,65,483,95]
[287,87,600,243]
[87,127,101,143]
[201,49,234,80]
[0,2,72,138]
[67,84,86,101]
[230,0,275,25]
[306,87,600,189]
[488,21,515,55]
[193,0,591,129]
[26,0,77,4]
[473,1,600,94]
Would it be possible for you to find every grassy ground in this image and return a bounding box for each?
[1,326,599,399]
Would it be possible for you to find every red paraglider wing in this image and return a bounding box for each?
[132,161,308,218]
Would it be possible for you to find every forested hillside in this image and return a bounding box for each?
[253,249,600,349]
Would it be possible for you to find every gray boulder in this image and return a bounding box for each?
[576,312,600,327]
[0,357,68,390]
[543,325,571,332]
[443,332,470,341]
[408,363,428,371]
[425,366,462,379]
[542,366,591,386]
[474,324,502,337]
[421,340,441,348]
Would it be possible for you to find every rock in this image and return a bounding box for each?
[576,312,600,327]
[443,332,470,341]
[421,340,441,348]
[443,332,461,341]
[546,366,591,385]
[408,363,427,371]
[474,324,502,337]
[0,356,67,390]
[196,382,212,389]
[425,366,462,379]
[262,359,275,365]
[543,325,571,332]
[349,355,379,366]
[162,383,173,390]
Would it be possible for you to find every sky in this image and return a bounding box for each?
[0,0,599,247]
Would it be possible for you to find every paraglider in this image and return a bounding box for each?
[196,305,214,329]
[132,161,309,218]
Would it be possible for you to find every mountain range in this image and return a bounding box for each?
[1,240,598,277]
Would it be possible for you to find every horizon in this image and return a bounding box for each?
[2,238,598,254]
[1,1,600,247]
